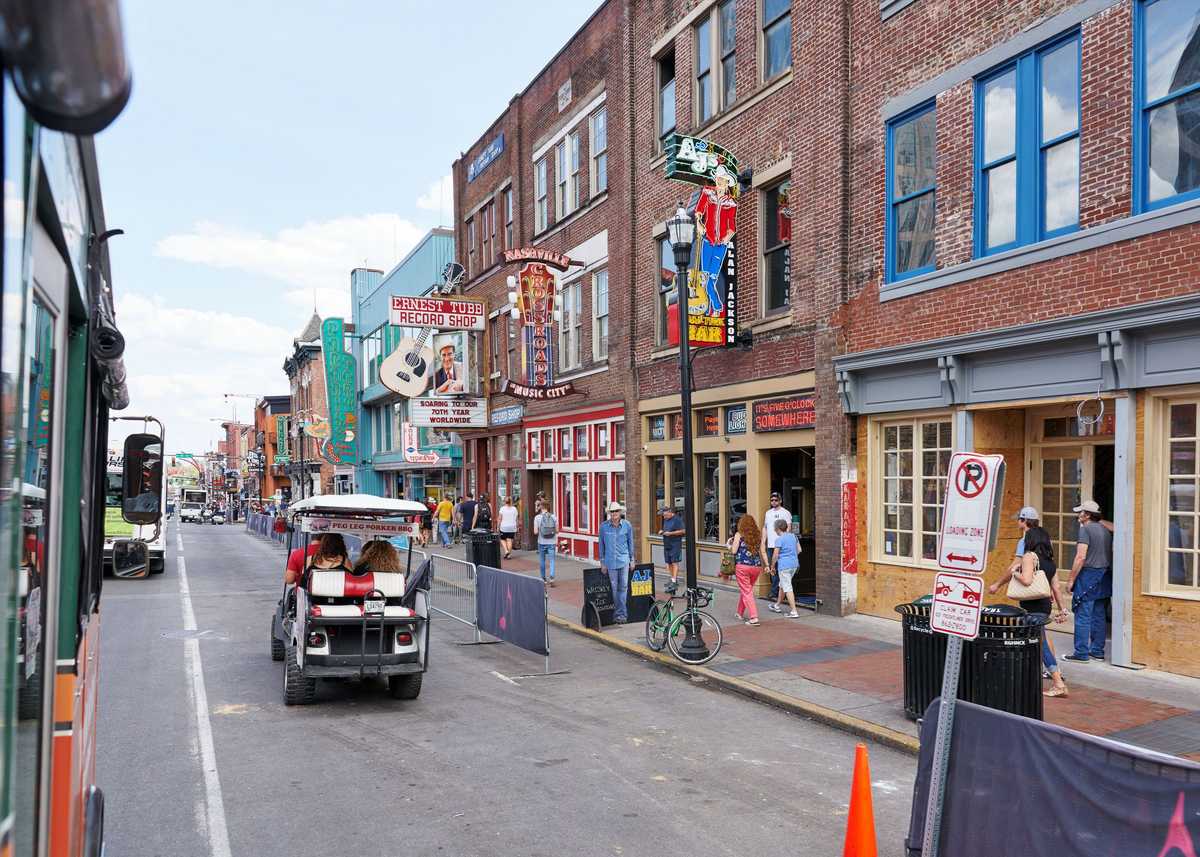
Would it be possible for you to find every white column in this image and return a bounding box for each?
[953,409,974,453]
[1111,394,1136,668]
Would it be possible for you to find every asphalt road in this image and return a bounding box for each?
[98,519,916,857]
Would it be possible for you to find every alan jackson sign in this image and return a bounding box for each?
[500,249,582,401]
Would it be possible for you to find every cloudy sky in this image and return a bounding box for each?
[97,0,598,455]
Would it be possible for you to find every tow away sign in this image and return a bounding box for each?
[937,452,1005,574]
[931,572,984,640]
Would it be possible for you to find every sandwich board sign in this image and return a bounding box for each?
[937,453,1005,575]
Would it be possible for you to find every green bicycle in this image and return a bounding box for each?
[645,586,723,665]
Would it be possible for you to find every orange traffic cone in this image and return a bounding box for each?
[843,743,878,857]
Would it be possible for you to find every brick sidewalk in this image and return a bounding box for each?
[427,541,1200,761]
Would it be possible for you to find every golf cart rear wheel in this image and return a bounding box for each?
[270,616,284,661]
[283,647,316,706]
[388,673,422,700]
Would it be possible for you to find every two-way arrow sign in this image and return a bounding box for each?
[945,553,978,564]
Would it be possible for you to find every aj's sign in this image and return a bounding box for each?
[500,248,582,401]
[664,133,740,348]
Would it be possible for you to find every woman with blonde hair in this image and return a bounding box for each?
[727,514,768,625]
[353,539,403,575]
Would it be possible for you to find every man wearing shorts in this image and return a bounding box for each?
[659,505,685,594]
[767,518,801,618]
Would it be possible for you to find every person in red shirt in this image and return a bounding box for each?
[691,164,738,318]
[284,541,320,586]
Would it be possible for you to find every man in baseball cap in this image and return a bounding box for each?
[1066,499,1113,662]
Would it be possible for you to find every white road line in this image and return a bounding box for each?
[490,670,520,686]
[177,540,233,857]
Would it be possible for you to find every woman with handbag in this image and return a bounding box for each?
[988,507,1068,697]
[727,514,767,626]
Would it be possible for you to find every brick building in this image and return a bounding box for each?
[833,0,1200,676]
[283,312,337,498]
[252,395,292,505]
[452,0,632,558]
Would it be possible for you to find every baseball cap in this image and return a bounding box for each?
[1017,506,1039,521]
[770,492,781,500]
[1072,500,1101,514]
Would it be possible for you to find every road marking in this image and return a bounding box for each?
[489,670,519,686]
[177,543,233,857]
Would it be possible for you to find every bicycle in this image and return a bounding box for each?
[644,586,723,665]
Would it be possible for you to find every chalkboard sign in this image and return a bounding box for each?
[626,563,656,624]
[582,567,615,629]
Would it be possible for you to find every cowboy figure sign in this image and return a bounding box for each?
[693,163,738,318]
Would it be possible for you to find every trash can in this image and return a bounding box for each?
[895,599,1048,722]
[465,529,502,569]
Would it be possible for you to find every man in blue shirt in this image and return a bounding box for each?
[598,501,635,623]
[659,505,686,594]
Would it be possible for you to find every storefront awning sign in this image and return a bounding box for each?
[752,395,815,432]
[389,295,485,331]
[490,404,524,426]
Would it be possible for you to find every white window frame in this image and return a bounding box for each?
[590,108,608,196]
[759,0,792,83]
[466,217,476,277]
[592,268,609,361]
[559,279,582,371]
[569,131,581,212]
[504,188,514,248]
[1144,388,1200,599]
[535,158,548,233]
[555,141,568,221]
[761,177,791,315]
[868,412,954,568]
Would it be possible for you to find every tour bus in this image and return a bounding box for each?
[0,4,146,857]
[104,449,167,573]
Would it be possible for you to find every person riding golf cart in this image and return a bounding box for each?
[271,494,432,706]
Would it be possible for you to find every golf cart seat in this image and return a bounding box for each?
[306,569,415,618]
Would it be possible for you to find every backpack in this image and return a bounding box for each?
[476,501,492,528]
[539,513,557,539]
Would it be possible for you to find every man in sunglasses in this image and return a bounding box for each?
[761,492,792,603]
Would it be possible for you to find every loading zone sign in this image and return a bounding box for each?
[937,452,1005,574]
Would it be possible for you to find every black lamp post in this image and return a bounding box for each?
[666,206,708,662]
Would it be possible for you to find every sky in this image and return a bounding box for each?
[96,0,600,456]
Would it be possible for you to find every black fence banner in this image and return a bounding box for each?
[582,567,614,629]
[475,565,548,656]
[907,699,1200,857]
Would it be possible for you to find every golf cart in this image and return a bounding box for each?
[271,494,431,706]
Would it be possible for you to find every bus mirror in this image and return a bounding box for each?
[111,540,148,579]
[121,433,163,525]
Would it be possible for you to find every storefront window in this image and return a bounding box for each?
[496,434,507,461]
[671,457,685,513]
[575,426,589,459]
[560,427,573,459]
[652,457,666,531]
[728,453,747,539]
[510,432,522,459]
[698,408,720,437]
[614,421,626,455]
[597,423,609,457]
[560,473,573,528]
[542,430,554,461]
[700,454,721,541]
[528,431,540,461]
[509,468,521,504]
[497,469,508,503]
[578,474,590,532]
[613,473,626,507]
[596,473,608,526]
[880,418,952,562]
[649,415,666,441]
[1167,400,1199,589]
[670,412,684,439]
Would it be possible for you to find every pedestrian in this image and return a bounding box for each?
[988,506,1069,696]
[457,492,477,538]
[498,496,519,559]
[659,504,685,594]
[760,491,791,603]
[598,502,635,623]
[435,494,455,547]
[767,518,802,617]
[419,497,434,547]
[533,501,558,585]
[475,492,493,531]
[1065,499,1113,663]
[728,513,767,625]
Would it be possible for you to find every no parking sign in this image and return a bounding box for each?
[937,453,1005,574]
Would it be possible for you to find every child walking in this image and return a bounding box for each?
[767,518,801,618]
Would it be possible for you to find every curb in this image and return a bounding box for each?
[546,614,921,756]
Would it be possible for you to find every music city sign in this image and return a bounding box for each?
[499,248,582,401]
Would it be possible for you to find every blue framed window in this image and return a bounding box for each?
[886,103,937,282]
[974,33,1080,256]
[1135,0,1200,212]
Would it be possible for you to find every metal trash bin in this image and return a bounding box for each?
[895,599,1048,721]
[465,529,502,569]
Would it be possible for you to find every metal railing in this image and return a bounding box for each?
[428,553,480,637]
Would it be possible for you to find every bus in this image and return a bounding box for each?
[104,448,167,573]
[0,4,144,857]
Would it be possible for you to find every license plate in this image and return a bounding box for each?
[364,598,385,615]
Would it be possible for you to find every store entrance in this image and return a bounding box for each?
[529,469,552,510]
[767,447,816,598]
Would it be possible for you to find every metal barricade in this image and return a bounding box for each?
[429,553,480,638]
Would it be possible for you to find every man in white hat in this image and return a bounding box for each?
[1065,499,1113,663]
[598,501,634,623]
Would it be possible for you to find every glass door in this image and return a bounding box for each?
[1038,447,1085,570]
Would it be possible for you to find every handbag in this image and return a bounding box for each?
[1007,551,1053,601]
[719,550,736,578]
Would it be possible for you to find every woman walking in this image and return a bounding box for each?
[727,514,767,626]
[498,497,519,559]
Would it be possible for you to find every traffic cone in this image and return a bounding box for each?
[843,743,878,857]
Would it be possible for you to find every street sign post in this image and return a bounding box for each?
[923,452,1005,857]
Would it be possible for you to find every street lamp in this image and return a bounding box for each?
[665,206,708,662]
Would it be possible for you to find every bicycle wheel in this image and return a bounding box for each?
[666,609,723,666]
[644,600,672,651]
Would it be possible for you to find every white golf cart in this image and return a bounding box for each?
[271,494,431,705]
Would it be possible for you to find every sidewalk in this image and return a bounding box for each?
[425,541,1200,760]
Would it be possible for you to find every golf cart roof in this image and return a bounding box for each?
[287,494,427,518]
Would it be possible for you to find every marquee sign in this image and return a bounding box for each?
[664,133,740,348]
[410,396,487,428]
[389,296,486,331]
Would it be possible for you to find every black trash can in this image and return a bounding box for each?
[465,529,502,569]
[895,599,1048,721]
